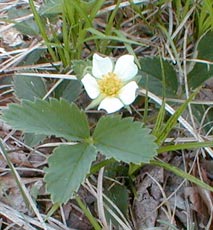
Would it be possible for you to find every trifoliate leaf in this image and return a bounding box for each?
[93,116,157,164]
[44,143,97,204]
[2,99,90,141]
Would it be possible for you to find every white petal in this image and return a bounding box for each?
[114,55,138,81]
[92,53,113,78]
[119,81,138,105]
[81,73,100,99]
[98,97,123,113]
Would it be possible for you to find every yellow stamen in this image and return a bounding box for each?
[98,72,122,97]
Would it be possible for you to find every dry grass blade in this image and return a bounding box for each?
[14,72,77,80]
[97,167,108,229]
[0,140,48,230]
[0,201,73,230]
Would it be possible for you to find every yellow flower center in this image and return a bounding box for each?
[98,72,122,97]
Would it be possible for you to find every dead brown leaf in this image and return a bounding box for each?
[133,166,163,229]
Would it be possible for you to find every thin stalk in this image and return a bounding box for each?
[75,195,102,230]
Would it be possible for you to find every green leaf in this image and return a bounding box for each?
[8,8,39,36]
[105,183,128,216]
[191,104,213,134]
[44,143,97,204]
[54,80,82,102]
[15,20,39,36]
[72,60,92,79]
[93,116,157,164]
[104,183,129,228]
[18,49,45,66]
[13,75,47,100]
[2,99,90,141]
[39,0,63,15]
[24,133,46,147]
[13,76,47,147]
[139,57,178,96]
[188,31,213,88]
[90,158,116,174]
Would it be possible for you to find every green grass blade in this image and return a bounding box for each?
[100,0,122,53]
[75,195,102,230]
[29,0,57,62]
[152,100,166,137]
[86,28,146,47]
[156,92,197,145]
[151,160,213,192]
[158,141,213,154]
[45,203,60,221]
[90,0,105,19]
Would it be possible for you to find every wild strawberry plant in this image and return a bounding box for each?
[2,54,158,204]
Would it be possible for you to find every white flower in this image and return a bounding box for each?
[81,53,139,113]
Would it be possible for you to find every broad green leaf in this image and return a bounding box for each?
[39,0,95,18]
[90,158,115,174]
[39,0,63,15]
[8,8,39,36]
[93,116,157,164]
[13,75,47,100]
[44,143,97,203]
[188,31,213,88]
[72,60,92,79]
[13,75,47,147]
[104,161,128,178]
[24,133,46,147]
[54,80,82,102]
[191,104,213,134]
[19,49,45,66]
[3,99,90,141]
[139,57,178,96]
[104,183,129,228]
[15,20,39,36]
